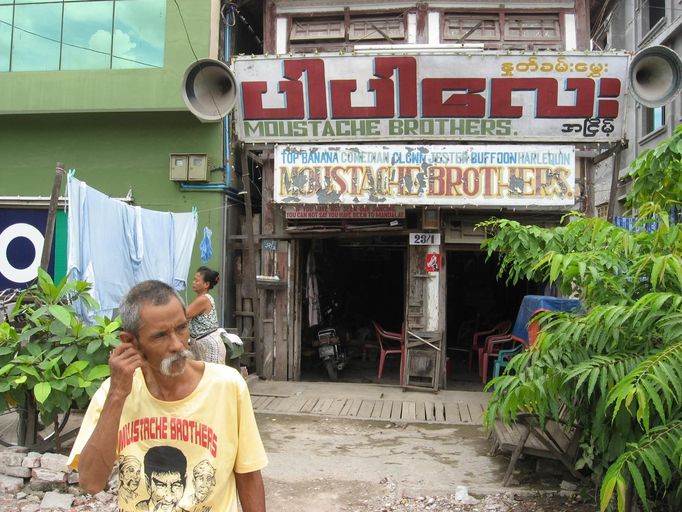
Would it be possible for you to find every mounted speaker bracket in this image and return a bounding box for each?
[181,59,237,122]
[629,45,682,107]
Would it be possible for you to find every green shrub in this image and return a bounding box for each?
[481,125,682,511]
[0,269,120,443]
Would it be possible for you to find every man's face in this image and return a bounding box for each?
[193,471,215,502]
[149,471,185,511]
[121,464,140,492]
[135,298,192,376]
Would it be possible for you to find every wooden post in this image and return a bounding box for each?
[240,148,262,375]
[26,162,64,446]
[601,142,627,222]
[22,394,39,449]
[40,162,65,271]
[502,424,531,486]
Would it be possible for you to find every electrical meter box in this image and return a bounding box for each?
[169,154,208,182]
[187,154,208,181]
[169,154,188,181]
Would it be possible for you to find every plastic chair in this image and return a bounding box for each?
[492,345,523,379]
[479,333,519,383]
[491,309,548,379]
[372,321,405,385]
[468,320,512,371]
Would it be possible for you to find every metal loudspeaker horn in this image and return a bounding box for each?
[629,45,682,107]
[181,59,237,122]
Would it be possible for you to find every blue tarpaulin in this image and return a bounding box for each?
[614,208,680,233]
[511,295,582,343]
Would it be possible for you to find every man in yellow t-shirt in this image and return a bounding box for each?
[67,280,268,512]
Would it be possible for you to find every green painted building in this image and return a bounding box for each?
[0,0,230,310]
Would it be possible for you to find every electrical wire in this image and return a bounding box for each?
[234,9,262,48]
[172,0,264,206]
[172,0,199,62]
[142,201,246,213]
[172,0,227,120]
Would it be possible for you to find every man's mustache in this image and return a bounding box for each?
[160,349,194,376]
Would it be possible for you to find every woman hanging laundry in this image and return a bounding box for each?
[187,266,227,364]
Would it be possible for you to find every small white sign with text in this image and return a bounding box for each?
[409,233,441,245]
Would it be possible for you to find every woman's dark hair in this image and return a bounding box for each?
[197,266,220,289]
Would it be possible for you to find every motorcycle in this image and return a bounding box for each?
[314,327,347,381]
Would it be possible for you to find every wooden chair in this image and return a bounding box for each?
[372,321,405,385]
[492,411,584,486]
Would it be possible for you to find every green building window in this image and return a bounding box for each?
[0,0,166,72]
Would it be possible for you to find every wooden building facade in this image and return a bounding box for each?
[230,0,624,388]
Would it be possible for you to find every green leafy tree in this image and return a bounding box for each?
[481,124,682,511]
[0,269,120,448]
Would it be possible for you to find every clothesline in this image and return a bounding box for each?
[66,170,248,215]
[138,202,244,215]
[67,176,198,320]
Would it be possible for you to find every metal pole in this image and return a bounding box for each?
[40,162,65,271]
[606,148,622,223]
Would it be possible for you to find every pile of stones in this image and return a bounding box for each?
[0,447,77,486]
[0,446,118,511]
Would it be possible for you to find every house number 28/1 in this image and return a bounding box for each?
[409,233,441,245]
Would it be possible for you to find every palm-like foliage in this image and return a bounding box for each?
[481,124,682,511]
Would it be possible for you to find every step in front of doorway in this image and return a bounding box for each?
[251,394,486,425]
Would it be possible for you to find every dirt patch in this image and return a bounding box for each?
[361,484,595,511]
[257,413,592,511]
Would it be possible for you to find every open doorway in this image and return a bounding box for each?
[299,237,405,384]
[445,250,541,391]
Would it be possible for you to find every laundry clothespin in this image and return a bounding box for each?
[67,168,76,178]
[191,206,198,217]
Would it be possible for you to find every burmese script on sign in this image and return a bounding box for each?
[274,145,575,207]
[233,52,628,143]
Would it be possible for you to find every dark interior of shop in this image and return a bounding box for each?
[299,242,540,388]
[445,251,541,390]
[299,237,405,383]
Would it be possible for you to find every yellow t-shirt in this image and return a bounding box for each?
[68,363,268,512]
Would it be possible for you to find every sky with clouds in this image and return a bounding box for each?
[0,0,166,72]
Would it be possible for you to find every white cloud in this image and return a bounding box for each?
[88,28,137,58]
[113,28,137,56]
[88,29,112,53]
[115,0,166,49]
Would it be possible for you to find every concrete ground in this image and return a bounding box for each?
[251,381,567,511]
[0,378,569,511]
[257,412,509,511]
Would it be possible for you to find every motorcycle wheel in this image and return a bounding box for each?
[324,360,338,381]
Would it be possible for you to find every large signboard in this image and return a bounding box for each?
[0,209,65,291]
[233,52,628,143]
[274,144,575,207]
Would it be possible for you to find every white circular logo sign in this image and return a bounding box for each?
[0,223,45,284]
